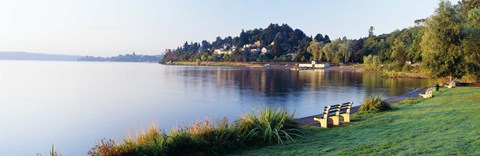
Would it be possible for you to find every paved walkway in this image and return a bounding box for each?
[295,88,427,126]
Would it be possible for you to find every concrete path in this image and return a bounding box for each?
[295,88,427,126]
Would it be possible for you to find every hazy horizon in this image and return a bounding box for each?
[0,0,459,56]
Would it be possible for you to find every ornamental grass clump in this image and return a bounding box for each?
[88,127,168,156]
[239,107,303,146]
[166,118,242,155]
[89,108,303,155]
[88,118,243,156]
[359,95,392,113]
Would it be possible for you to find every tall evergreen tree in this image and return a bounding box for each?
[460,0,480,80]
[324,35,331,43]
[421,0,464,79]
[314,34,325,43]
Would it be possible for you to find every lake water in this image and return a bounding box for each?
[0,60,434,155]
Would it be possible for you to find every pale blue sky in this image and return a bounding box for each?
[0,0,459,56]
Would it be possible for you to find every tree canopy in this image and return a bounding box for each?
[421,0,480,80]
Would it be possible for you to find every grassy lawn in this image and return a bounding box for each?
[234,87,480,155]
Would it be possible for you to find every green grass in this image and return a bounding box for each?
[234,87,480,155]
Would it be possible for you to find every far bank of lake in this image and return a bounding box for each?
[165,61,431,79]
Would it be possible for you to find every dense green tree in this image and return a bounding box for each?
[460,0,480,15]
[405,27,424,63]
[329,39,342,64]
[200,40,210,53]
[307,40,324,62]
[322,43,333,62]
[390,38,407,70]
[421,0,464,79]
[314,34,325,43]
[339,40,353,63]
[271,32,289,57]
[324,35,331,43]
[351,39,365,62]
[460,3,480,81]
[238,29,249,48]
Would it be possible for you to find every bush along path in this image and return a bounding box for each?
[236,87,480,155]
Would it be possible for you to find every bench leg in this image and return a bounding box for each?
[420,94,429,98]
[320,119,328,128]
[331,116,340,126]
[341,114,350,123]
[314,117,328,128]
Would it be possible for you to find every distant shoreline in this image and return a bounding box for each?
[164,61,365,70]
[163,61,434,80]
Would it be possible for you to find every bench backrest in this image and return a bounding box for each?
[323,104,340,117]
[449,81,456,87]
[338,102,353,114]
[322,102,353,118]
[425,88,433,94]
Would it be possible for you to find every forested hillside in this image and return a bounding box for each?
[161,0,480,81]
[161,23,423,65]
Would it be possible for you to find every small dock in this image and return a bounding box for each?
[292,61,329,70]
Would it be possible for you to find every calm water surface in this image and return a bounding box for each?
[0,61,434,155]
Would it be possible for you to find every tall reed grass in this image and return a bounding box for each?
[359,95,392,113]
[89,108,302,156]
[239,107,303,146]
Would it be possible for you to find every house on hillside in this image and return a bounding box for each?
[250,47,262,53]
[286,52,296,57]
[213,48,232,55]
[243,44,252,49]
[261,47,270,54]
[415,19,426,26]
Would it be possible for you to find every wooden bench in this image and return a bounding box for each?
[313,102,353,128]
[447,81,456,88]
[338,102,353,123]
[419,87,433,98]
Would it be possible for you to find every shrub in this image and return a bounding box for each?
[88,138,121,156]
[382,70,407,78]
[196,58,201,66]
[359,96,392,113]
[238,107,303,146]
[363,55,382,71]
[402,64,411,72]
